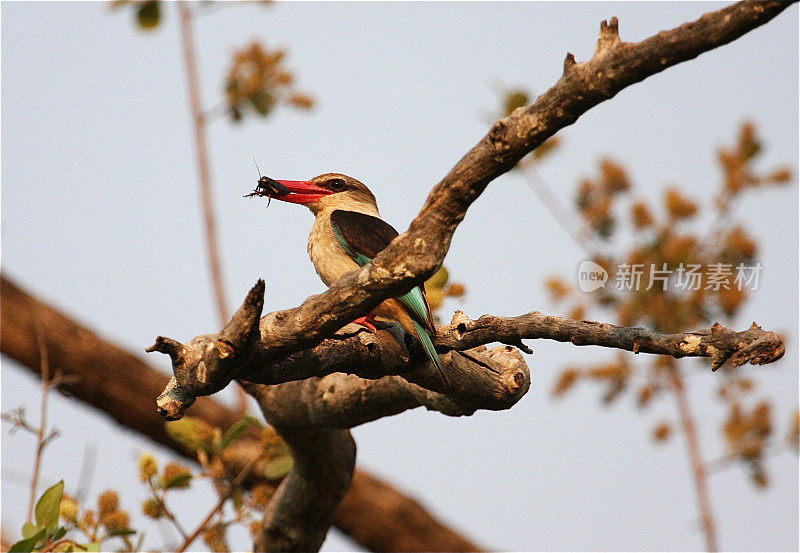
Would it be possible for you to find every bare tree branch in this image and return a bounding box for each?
[437,312,784,371]
[146,4,794,549]
[0,273,481,552]
[149,282,781,422]
[191,0,790,369]
[336,470,482,552]
[177,1,229,327]
[252,426,356,553]
[150,2,791,396]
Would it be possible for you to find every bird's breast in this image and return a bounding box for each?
[308,216,361,287]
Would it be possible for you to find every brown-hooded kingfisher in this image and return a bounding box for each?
[264,173,445,382]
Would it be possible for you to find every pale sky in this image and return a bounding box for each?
[2,2,798,551]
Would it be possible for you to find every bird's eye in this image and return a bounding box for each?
[328,178,347,191]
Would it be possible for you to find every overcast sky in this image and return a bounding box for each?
[2,2,798,551]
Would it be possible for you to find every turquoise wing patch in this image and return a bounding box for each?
[399,287,431,327]
[332,219,432,328]
[331,223,372,266]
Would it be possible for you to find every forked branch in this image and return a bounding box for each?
[144,3,792,552]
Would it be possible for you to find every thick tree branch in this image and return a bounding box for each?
[150,282,781,420]
[253,426,356,553]
[337,470,481,553]
[0,274,482,552]
[149,2,791,405]
[144,7,794,549]
[244,344,529,429]
[203,0,790,367]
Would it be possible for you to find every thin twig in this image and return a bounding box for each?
[146,477,190,541]
[177,0,229,327]
[28,322,51,523]
[176,448,269,553]
[177,1,252,416]
[668,365,718,552]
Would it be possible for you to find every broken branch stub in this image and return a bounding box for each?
[147,280,265,420]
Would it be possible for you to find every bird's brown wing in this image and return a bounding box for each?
[330,209,398,259]
[330,209,436,332]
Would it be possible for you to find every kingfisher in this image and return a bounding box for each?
[264,173,445,383]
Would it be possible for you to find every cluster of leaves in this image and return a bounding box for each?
[152,415,292,551]
[111,1,312,124]
[6,416,291,553]
[717,379,774,486]
[225,41,314,122]
[545,122,795,486]
[9,481,137,552]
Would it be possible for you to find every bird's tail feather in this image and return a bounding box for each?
[411,319,448,386]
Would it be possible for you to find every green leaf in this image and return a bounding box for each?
[163,472,192,490]
[108,528,137,537]
[426,267,450,290]
[82,542,101,552]
[9,527,46,552]
[35,480,64,531]
[165,417,213,451]
[136,0,160,30]
[249,90,276,116]
[50,526,67,541]
[264,455,293,480]
[219,419,253,450]
[21,523,41,539]
[231,487,244,513]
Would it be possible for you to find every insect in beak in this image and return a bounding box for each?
[245,159,290,206]
[244,176,291,206]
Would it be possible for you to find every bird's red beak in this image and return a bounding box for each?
[272,180,333,205]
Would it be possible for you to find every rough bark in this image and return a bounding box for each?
[0,274,482,552]
[150,0,790,368]
[150,281,781,422]
[438,311,784,371]
[143,4,793,550]
[252,426,356,553]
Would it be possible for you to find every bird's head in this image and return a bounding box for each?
[268,173,379,215]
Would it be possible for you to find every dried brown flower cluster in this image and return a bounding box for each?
[225,41,314,122]
[716,122,792,213]
[574,159,631,239]
[141,416,294,549]
[716,378,783,487]
[57,488,136,550]
[547,122,795,481]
